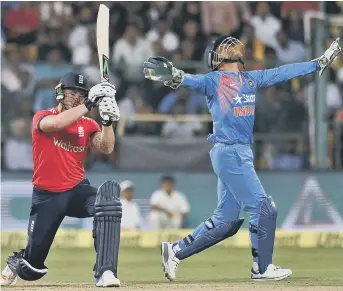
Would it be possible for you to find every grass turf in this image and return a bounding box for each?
[1,247,343,287]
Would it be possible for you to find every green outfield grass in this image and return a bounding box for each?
[1,247,343,288]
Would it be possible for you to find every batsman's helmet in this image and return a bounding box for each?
[55,72,90,102]
[207,36,245,71]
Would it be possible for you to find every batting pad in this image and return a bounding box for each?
[93,180,122,279]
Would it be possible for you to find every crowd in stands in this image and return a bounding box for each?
[1,1,343,171]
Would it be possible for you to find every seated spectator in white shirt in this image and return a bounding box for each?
[149,175,190,230]
[4,118,33,171]
[112,22,153,82]
[146,18,179,53]
[120,180,141,230]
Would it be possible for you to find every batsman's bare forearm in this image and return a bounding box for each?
[40,104,89,132]
[91,126,115,154]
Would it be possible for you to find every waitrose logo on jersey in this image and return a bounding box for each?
[53,137,85,153]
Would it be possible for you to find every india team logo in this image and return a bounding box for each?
[78,126,84,137]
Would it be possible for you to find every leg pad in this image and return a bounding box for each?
[7,249,48,281]
[93,181,122,279]
[176,218,244,260]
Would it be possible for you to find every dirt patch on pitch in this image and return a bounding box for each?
[4,283,343,291]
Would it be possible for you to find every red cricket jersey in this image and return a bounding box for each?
[32,107,101,192]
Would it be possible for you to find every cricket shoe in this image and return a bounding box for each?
[0,265,18,286]
[161,242,180,281]
[96,270,120,287]
[251,262,292,281]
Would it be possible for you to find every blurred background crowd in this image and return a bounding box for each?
[1,1,343,172]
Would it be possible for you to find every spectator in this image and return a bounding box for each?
[251,2,281,47]
[112,22,153,83]
[40,2,72,24]
[120,180,142,230]
[33,48,72,112]
[264,46,278,69]
[273,141,303,170]
[240,23,266,64]
[68,7,93,66]
[255,86,291,133]
[162,94,203,139]
[118,84,154,134]
[146,18,179,53]
[1,45,23,93]
[159,87,206,115]
[201,2,251,35]
[281,2,319,18]
[273,30,305,64]
[4,2,40,45]
[38,29,71,62]
[147,2,174,27]
[283,9,304,43]
[304,78,342,112]
[149,175,190,230]
[180,39,198,63]
[181,20,206,61]
[4,118,33,170]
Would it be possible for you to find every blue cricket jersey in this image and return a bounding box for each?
[181,61,319,145]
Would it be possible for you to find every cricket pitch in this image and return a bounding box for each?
[2,247,343,290]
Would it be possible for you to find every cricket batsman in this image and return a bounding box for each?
[1,73,122,287]
[142,37,341,281]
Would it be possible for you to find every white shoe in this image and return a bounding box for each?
[161,242,180,281]
[0,265,18,286]
[95,270,120,287]
[251,262,292,281]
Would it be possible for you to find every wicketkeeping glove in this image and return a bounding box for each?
[84,82,116,111]
[316,37,341,76]
[99,96,120,126]
[142,56,185,89]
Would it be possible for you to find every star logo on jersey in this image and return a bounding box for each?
[233,94,243,104]
[78,126,84,137]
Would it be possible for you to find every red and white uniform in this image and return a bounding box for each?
[32,107,100,192]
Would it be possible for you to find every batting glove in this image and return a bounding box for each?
[99,96,120,126]
[84,82,116,111]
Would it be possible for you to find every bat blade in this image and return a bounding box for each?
[97,4,110,82]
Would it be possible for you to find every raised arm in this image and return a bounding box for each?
[143,56,215,95]
[91,126,115,154]
[91,84,120,154]
[251,38,341,89]
[181,74,214,95]
[252,61,319,89]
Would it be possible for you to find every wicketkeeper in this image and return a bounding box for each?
[143,37,341,281]
[1,73,122,287]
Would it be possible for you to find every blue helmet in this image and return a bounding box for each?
[54,72,90,102]
[207,36,245,71]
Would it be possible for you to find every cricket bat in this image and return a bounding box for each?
[96,4,110,83]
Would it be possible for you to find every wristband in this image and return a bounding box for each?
[84,99,94,111]
[101,119,113,127]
